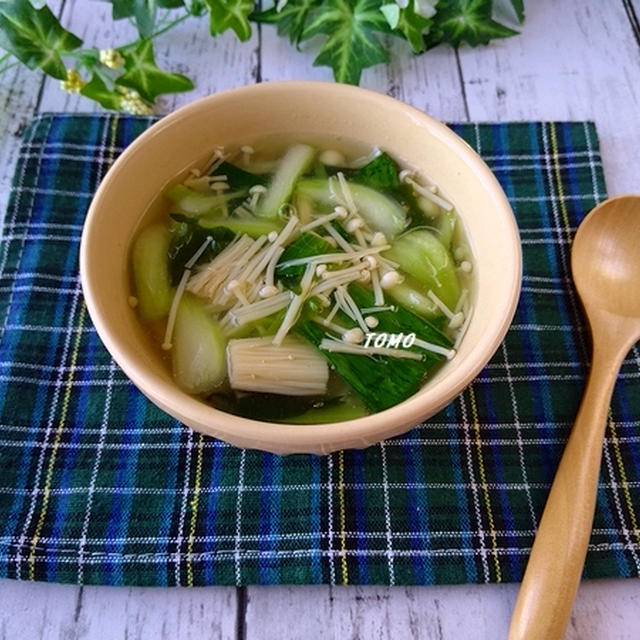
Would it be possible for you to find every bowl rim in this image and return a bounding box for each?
[80,80,522,454]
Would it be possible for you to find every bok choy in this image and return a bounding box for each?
[130,138,472,423]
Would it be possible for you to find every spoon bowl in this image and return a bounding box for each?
[509,195,640,639]
[573,196,640,318]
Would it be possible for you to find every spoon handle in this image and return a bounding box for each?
[508,339,627,640]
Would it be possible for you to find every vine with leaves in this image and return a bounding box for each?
[0,0,525,113]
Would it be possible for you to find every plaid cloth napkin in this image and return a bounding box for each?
[1,114,639,588]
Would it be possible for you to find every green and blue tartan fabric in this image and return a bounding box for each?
[1,114,639,587]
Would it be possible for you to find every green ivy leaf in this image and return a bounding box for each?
[116,38,194,102]
[301,0,390,85]
[251,0,320,45]
[110,0,139,20]
[425,0,518,49]
[395,2,432,53]
[204,0,253,41]
[492,0,525,26]
[380,4,399,29]
[107,0,185,37]
[0,0,82,79]
[188,0,207,17]
[80,73,123,110]
[510,0,525,23]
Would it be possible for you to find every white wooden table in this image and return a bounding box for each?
[2,1,640,638]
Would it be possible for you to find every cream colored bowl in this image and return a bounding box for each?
[80,82,521,455]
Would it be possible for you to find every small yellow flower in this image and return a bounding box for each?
[60,69,85,94]
[119,89,154,115]
[99,48,125,70]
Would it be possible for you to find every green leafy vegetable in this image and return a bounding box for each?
[276,232,336,289]
[166,160,265,217]
[172,293,227,394]
[296,177,407,238]
[131,138,471,423]
[216,161,268,190]
[210,392,320,422]
[383,279,441,321]
[132,223,174,320]
[255,143,316,219]
[434,209,457,249]
[166,184,246,216]
[349,283,450,344]
[168,219,234,285]
[349,152,400,191]
[166,211,283,285]
[384,227,461,309]
[344,152,446,235]
[197,216,282,237]
[296,284,451,412]
[287,394,368,423]
[296,321,413,413]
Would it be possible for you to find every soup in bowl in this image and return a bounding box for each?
[80,82,521,454]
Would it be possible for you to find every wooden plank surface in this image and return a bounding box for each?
[2,0,640,638]
[243,581,640,640]
[459,0,640,195]
[2,577,639,639]
[0,580,238,640]
[259,29,469,122]
[0,65,40,231]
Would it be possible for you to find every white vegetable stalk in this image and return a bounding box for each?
[227,335,329,395]
[256,144,315,218]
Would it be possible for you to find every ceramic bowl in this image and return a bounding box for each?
[80,82,521,454]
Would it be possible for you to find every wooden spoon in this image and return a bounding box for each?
[508,195,640,640]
